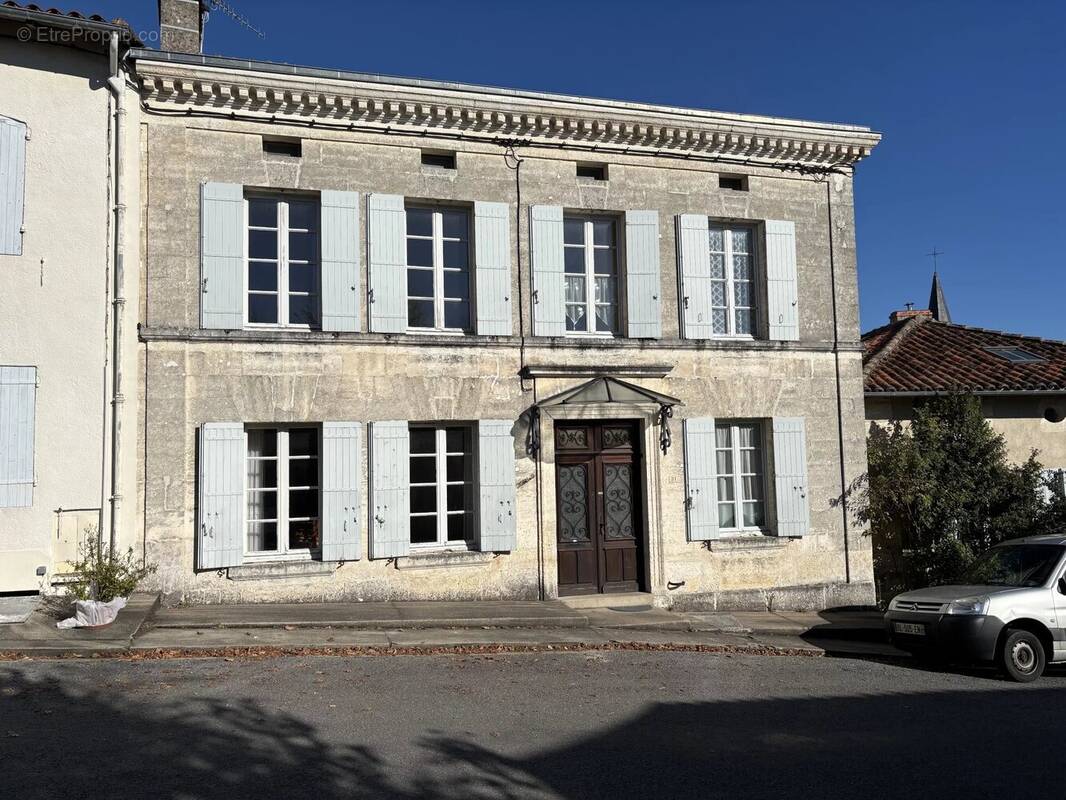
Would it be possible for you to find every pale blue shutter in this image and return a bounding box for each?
[368,194,407,333]
[369,420,410,558]
[0,117,27,256]
[766,220,799,341]
[320,191,360,332]
[678,214,713,340]
[0,366,36,508]
[474,201,512,336]
[200,182,244,329]
[477,420,517,551]
[530,205,565,337]
[198,422,244,569]
[683,417,719,541]
[321,422,361,561]
[772,417,810,537]
[625,210,662,338]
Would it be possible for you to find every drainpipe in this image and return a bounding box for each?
[105,32,127,557]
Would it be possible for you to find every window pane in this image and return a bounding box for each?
[247,458,277,489]
[708,228,725,252]
[442,240,468,269]
[593,248,615,275]
[718,503,736,529]
[441,210,468,240]
[731,229,751,253]
[565,275,586,304]
[446,454,467,482]
[288,428,318,457]
[287,202,316,231]
[289,458,317,488]
[247,490,277,521]
[288,519,320,550]
[407,269,433,298]
[410,455,436,484]
[735,309,754,335]
[592,220,614,246]
[248,428,278,458]
[709,253,726,280]
[289,231,317,262]
[410,428,436,454]
[739,450,761,475]
[249,262,278,292]
[248,294,278,324]
[733,254,752,281]
[564,247,584,274]
[406,208,432,237]
[563,218,584,245]
[411,486,437,514]
[446,427,470,453]
[565,304,587,332]
[594,276,616,306]
[714,426,732,448]
[741,476,764,502]
[715,449,733,476]
[248,199,277,228]
[249,230,277,260]
[247,522,278,552]
[410,514,437,544]
[711,281,726,309]
[407,238,433,267]
[443,301,469,330]
[408,299,434,327]
[289,488,319,518]
[443,271,470,300]
[447,514,469,542]
[736,424,758,448]
[447,484,468,512]
[717,476,735,501]
[595,302,617,334]
[734,281,752,308]
[288,295,319,326]
[711,308,728,336]
[743,503,764,528]
[289,264,318,294]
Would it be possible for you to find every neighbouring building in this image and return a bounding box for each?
[127,1,882,609]
[0,4,140,592]
[864,274,1066,477]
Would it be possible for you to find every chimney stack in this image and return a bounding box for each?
[158,0,204,54]
[889,308,932,324]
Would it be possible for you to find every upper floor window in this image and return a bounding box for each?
[406,207,472,332]
[409,424,475,548]
[247,196,320,327]
[709,225,756,336]
[246,426,321,558]
[715,422,766,531]
[564,215,619,335]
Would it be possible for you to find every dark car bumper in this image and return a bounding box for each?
[884,612,1005,663]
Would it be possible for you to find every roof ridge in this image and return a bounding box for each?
[928,319,1066,348]
[862,315,928,378]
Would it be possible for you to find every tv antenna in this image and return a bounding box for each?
[204,0,265,39]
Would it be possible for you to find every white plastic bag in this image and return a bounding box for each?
[56,597,127,629]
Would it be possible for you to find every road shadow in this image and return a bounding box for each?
[1,663,1061,799]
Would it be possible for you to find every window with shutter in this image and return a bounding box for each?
[0,116,27,256]
[0,366,35,508]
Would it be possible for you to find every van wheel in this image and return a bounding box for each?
[1000,629,1045,683]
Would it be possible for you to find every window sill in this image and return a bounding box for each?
[394,550,495,571]
[707,534,789,553]
[227,560,337,581]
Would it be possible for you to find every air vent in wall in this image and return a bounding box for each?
[421,150,456,169]
[262,137,302,157]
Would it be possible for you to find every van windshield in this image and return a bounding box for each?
[962,544,1066,588]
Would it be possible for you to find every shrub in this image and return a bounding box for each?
[66,527,157,603]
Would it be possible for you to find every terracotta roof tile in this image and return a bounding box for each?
[862,318,1066,394]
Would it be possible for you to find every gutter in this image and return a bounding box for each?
[865,390,1066,399]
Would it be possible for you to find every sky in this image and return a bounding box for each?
[92,0,1066,338]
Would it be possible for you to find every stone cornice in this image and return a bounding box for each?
[131,52,880,169]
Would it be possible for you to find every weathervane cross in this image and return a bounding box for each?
[927,247,944,271]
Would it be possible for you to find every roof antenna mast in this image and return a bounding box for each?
[203,0,265,39]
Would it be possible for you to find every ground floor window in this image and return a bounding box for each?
[246,426,321,556]
[409,425,474,548]
[715,421,766,531]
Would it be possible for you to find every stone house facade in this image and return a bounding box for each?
[131,28,880,608]
[0,5,140,592]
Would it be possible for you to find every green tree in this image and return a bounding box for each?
[858,394,1051,599]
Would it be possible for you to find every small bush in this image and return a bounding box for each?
[67,527,157,603]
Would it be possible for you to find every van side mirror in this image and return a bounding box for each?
[1058,577,1066,596]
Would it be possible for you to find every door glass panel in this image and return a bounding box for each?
[557,464,590,542]
[603,463,635,539]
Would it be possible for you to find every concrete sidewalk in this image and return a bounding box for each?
[0,596,897,659]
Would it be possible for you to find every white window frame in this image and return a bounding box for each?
[563,214,623,337]
[405,205,473,334]
[409,424,475,550]
[244,425,321,562]
[715,420,768,535]
[244,194,321,330]
[709,222,758,339]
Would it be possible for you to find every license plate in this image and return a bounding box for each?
[894,622,925,636]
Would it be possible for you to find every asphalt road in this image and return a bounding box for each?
[1,650,1060,799]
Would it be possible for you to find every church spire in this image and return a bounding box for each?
[928,271,951,323]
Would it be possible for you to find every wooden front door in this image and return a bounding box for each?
[555,421,644,595]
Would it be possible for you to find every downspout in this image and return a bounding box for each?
[106,32,127,557]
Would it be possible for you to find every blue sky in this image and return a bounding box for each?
[98,0,1065,337]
